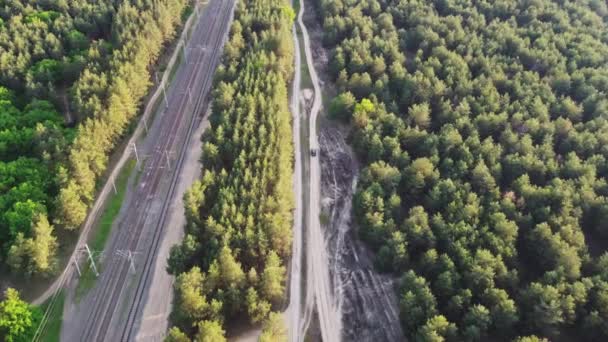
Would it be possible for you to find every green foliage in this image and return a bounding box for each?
[29,59,62,84]
[0,0,188,277]
[0,288,39,342]
[317,0,608,339]
[415,315,457,342]
[195,320,225,342]
[168,0,294,338]
[399,271,438,332]
[36,290,65,342]
[328,91,356,121]
[165,327,191,342]
[92,159,136,252]
[58,0,188,230]
[67,30,89,51]
[259,312,288,342]
[260,251,286,304]
[7,213,58,277]
[246,287,271,323]
[513,337,549,342]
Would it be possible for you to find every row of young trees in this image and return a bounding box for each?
[318,0,608,340]
[0,0,188,276]
[166,0,295,340]
[57,0,188,230]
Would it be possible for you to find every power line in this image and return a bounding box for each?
[32,244,100,341]
[31,257,71,342]
[116,250,140,274]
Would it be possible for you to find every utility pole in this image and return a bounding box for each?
[72,258,81,277]
[182,41,188,63]
[131,142,140,164]
[143,116,149,133]
[165,150,171,170]
[111,174,117,194]
[155,72,169,109]
[116,250,137,274]
[83,244,99,277]
[127,251,135,274]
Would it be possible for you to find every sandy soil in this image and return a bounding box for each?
[303,0,406,341]
[132,111,210,341]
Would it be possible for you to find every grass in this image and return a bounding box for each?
[37,290,65,342]
[135,162,144,184]
[182,5,194,22]
[74,266,97,302]
[319,212,329,226]
[91,158,136,252]
[169,49,183,84]
[141,88,166,142]
[297,28,314,90]
[75,158,136,300]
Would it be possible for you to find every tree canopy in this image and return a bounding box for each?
[0,0,189,276]
[316,0,608,340]
[167,0,295,338]
[0,288,42,342]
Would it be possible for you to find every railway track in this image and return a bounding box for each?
[119,1,235,340]
[76,1,234,340]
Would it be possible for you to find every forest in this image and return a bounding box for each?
[165,0,294,340]
[0,0,187,278]
[317,0,608,340]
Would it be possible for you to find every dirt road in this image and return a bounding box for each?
[302,1,406,340]
[287,16,305,342]
[296,0,342,341]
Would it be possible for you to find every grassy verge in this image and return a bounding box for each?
[74,266,97,302]
[91,158,136,252]
[297,27,313,89]
[37,290,65,342]
[169,49,184,85]
[294,0,301,14]
[75,158,136,300]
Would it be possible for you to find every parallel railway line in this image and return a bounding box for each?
[76,1,234,340]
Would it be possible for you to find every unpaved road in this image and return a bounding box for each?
[287,15,305,342]
[300,0,406,341]
[296,0,342,341]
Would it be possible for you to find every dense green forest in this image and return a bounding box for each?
[0,0,187,277]
[317,0,608,340]
[166,0,294,340]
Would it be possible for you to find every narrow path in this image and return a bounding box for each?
[300,2,406,340]
[287,14,304,342]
